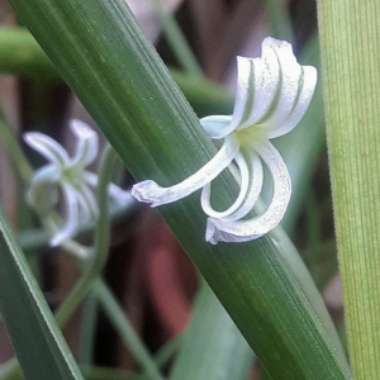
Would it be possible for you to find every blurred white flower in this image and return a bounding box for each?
[25,120,131,246]
[132,37,317,244]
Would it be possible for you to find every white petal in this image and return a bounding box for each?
[200,152,249,219]
[132,136,240,207]
[76,183,98,223]
[235,47,281,129]
[230,57,256,128]
[27,165,60,210]
[200,115,233,139]
[70,119,98,167]
[24,132,69,166]
[84,171,133,206]
[206,141,291,244]
[260,38,308,135]
[268,65,317,138]
[224,150,263,221]
[51,183,79,246]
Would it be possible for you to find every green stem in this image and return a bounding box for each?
[317,2,380,378]
[56,145,115,325]
[265,0,293,40]
[0,113,32,183]
[154,334,181,368]
[78,293,98,365]
[150,0,202,77]
[0,27,58,81]
[0,28,222,115]
[94,281,165,380]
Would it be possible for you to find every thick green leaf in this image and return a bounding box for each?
[9,1,350,378]
[317,1,380,378]
[0,208,83,380]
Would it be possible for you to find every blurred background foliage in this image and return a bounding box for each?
[0,0,343,379]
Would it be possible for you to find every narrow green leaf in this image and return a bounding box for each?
[170,284,252,380]
[9,1,350,378]
[0,208,83,380]
[317,1,380,378]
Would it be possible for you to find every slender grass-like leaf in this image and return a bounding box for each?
[0,208,83,380]
[9,1,350,378]
[317,1,380,378]
[170,284,252,380]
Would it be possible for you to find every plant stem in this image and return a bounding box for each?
[0,113,32,183]
[0,28,224,116]
[94,281,165,380]
[78,293,98,365]
[150,0,203,77]
[317,1,380,378]
[0,27,58,81]
[265,0,293,40]
[56,145,115,325]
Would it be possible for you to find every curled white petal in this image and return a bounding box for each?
[224,150,263,221]
[235,47,280,129]
[268,65,317,138]
[261,38,302,129]
[24,132,69,166]
[51,183,79,246]
[200,152,249,219]
[200,115,233,139]
[70,119,98,167]
[206,141,291,244]
[131,137,240,207]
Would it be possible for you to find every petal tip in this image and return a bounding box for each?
[70,119,95,137]
[131,180,162,207]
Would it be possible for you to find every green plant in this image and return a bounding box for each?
[1,0,375,379]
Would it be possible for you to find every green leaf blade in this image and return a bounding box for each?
[0,208,83,380]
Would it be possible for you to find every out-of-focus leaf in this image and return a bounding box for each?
[0,208,83,380]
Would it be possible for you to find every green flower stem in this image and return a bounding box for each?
[93,280,165,380]
[150,0,202,77]
[153,334,181,368]
[78,293,98,365]
[317,1,380,378]
[0,27,58,81]
[0,361,134,380]
[0,27,224,116]
[56,145,115,325]
[264,0,293,40]
[9,1,349,378]
[0,112,32,183]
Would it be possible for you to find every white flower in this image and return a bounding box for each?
[25,120,132,246]
[132,37,317,244]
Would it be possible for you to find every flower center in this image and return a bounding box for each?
[63,165,84,189]
[235,123,268,148]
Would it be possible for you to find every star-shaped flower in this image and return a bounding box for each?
[132,37,317,244]
[25,120,131,246]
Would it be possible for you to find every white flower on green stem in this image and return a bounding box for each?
[132,37,317,244]
[25,120,131,246]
